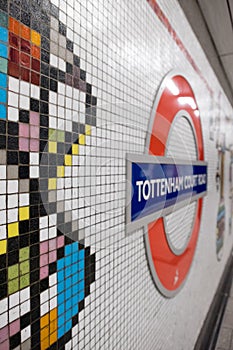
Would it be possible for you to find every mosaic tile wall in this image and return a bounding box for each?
[0,0,232,349]
[0,0,96,349]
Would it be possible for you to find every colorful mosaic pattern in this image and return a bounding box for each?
[0,0,96,349]
[0,10,8,120]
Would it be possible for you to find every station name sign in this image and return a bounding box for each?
[126,154,207,234]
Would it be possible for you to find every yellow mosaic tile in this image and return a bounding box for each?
[79,134,85,145]
[31,29,41,46]
[19,206,29,221]
[49,141,57,153]
[64,154,72,166]
[85,125,91,135]
[57,166,65,177]
[48,178,57,190]
[0,239,7,255]
[72,144,79,155]
[8,222,19,238]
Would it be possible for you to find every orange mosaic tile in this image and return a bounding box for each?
[9,17,20,35]
[40,308,58,350]
[20,24,30,40]
[31,45,40,59]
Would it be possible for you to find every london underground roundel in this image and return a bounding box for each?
[126,71,207,297]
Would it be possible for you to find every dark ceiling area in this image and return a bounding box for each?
[178,0,233,107]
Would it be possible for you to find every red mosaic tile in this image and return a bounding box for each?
[31,71,40,85]
[8,61,20,79]
[20,67,30,82]
[21,38,31,54]
[9,32,20,49]
[32,58,40,72]
[9,47,19,64]
[20,52,30,68]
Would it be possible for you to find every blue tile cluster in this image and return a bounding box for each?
[0,11,8,120]
[57,242,85,338]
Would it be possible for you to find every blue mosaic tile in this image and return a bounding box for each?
[0,26,8,43]
[0,103,6,119]
[57,242,85,339]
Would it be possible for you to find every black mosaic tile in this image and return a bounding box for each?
[19,110,30,123]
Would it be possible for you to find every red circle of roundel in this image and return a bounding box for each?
[145,72,204,297]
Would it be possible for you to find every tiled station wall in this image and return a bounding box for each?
[0,0,232,349]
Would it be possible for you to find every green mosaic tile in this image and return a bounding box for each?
[20,274,30,289]
[0,58,7,74]
[8,278,19,294]
[8,264,19,280]
[57,130,65,142]
[19,247,29,262]
[0,11,8,28]
[20,261,29,276]
[49,128,57,141]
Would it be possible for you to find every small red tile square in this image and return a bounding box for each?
[32,58,40,72]
[31,71,40,85]
[9,47,19,64]
[8,62,20,79]
[20,52,30,68]
[20,67,30,82]
[21,39,31,54]
[9,32,20,49]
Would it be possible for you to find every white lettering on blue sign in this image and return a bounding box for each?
[126,155,208,234]
[136,174,207,202]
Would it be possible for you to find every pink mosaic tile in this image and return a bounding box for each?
[57,236,65,248]
[30,111,39,125]
[19,137,29,151]
[40,241,49,254]
[9,319,20,337]
[19,123,29,138]
[40,253,48,267]
[30,125,39,139]
[40,266,49,280]
[0,326,8,343]
[0,339,9,350]
[30,139,39,152]
[49,238,56,251]
[49,250,57,263]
